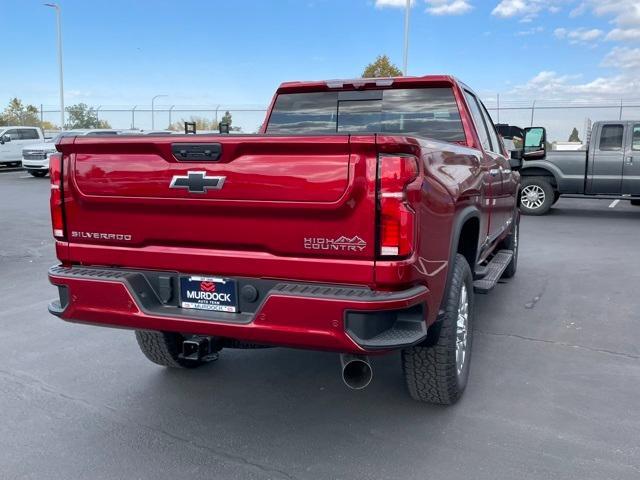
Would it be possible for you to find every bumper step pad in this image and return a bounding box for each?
[473,250,513,294]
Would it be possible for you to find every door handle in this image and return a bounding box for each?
[626,156,633,166]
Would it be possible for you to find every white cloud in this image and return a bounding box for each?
[569,2,587,18]
[517,26,544,36]
[572,1,640,42]
[512,70,640,99]
[554,27,604,44]
[426,0,472,15]
[375,0,472,15]
[601,47,640,70]
[586,0,640,28]
[513,37,640,99]
[492,0,565,21]
[605,29,640,42]
[375,0,415,8]
[492,0,527,18]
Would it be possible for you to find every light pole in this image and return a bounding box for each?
[402,0,410,75]
[151,94,167,130]
[44,3,64,130]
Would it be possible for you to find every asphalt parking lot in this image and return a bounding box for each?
[1,168,639,480]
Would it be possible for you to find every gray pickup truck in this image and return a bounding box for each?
[501,121,640,215]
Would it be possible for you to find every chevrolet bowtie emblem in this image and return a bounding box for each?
[169,171,226,194]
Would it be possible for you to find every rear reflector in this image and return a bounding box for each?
[49,153,65,239]
[377,155,418,258]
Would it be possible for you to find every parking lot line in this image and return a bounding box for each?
[609,200,620,208]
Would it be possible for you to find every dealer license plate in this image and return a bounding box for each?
[179,276,238,312]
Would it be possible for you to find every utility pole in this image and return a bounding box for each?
[44,3,64,130]
[402,0,410,75]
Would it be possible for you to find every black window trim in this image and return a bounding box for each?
[632,123,640,151]
[463,90,493,153]
[478,100,504,156]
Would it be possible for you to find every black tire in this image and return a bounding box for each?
[134,330,216,368]
[552,191,561,205]
[500,216,519,279]
[519,177,555,215]
[402,253,474,405]
[29,170,47,178]
[630,200,640,206]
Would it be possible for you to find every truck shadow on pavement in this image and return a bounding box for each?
[124,346,466,473]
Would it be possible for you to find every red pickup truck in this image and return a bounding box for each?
[48,75,520,405]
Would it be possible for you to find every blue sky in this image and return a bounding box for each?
[2,0,639,110]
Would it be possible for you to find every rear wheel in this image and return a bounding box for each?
[135,330,218,368]
[519,177,555,215]
[29,170,47,178]
[402,253,474,405]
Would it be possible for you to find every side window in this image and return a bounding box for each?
[479,103,503,155]
[5,129,20,140]
[463,91,492,152]
[632,125,640,151]
[18,128,39,140]
[599,125,624,151]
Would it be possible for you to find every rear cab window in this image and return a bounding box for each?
[632,124,640,151]
[598,124,624,151]
[18,128,40,140]
[266,87,466,143]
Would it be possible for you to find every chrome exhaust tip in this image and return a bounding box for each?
[340,354,373,390]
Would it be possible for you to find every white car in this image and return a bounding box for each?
[0,126,44,167]
[21,129,119,177]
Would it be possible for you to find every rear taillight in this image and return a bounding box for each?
[377,154,419,257]
[49,153,65,239]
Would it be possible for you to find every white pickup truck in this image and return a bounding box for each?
[21,129,119,177]
[0,126,44,167]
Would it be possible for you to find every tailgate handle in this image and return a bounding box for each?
[171,143,222,161]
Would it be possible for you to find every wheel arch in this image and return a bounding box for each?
[520,163,561,189]
[445,207,480,298]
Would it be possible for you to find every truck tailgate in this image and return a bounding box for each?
[57,135,378,284]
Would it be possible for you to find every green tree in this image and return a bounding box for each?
[0,98,40,126]
[40,120,58,130]
[361,55,403,78]
[168,116,218,132]
[65,103,111,129]
[568,127,581,143]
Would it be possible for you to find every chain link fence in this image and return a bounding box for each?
[37,97,640,143]
[38,105,269,134]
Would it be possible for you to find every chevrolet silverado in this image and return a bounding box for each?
[48,75,521,404]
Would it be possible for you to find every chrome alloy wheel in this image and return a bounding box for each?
[456,283,469,377]
[520,185,546,210]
